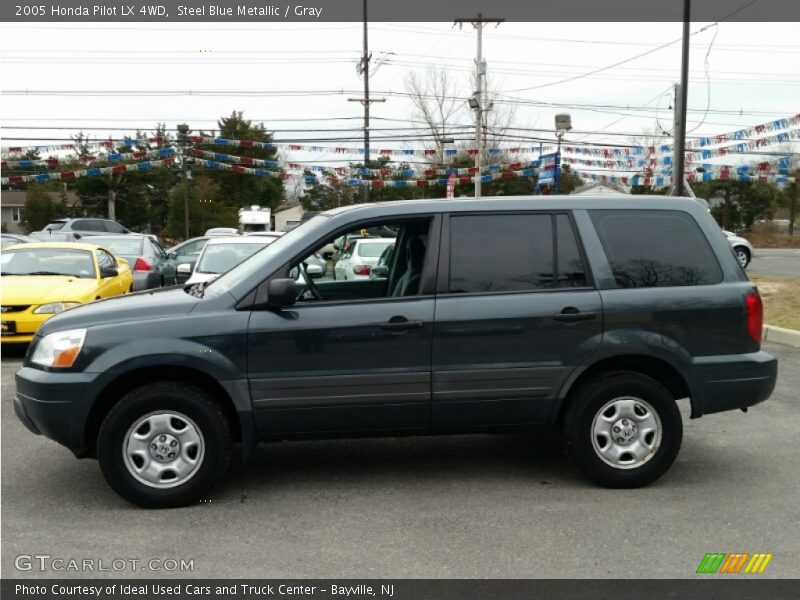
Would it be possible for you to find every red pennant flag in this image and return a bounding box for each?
[111,165,126,174]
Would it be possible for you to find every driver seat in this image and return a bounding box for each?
[391,236,426,297]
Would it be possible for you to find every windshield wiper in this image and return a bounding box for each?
[25,271,76,277]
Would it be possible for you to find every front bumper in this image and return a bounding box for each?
[693,351,777,416]
[1,310,49,344]
[14,366,101,457]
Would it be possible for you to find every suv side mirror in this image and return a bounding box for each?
[371,265,389,278]
[167,252,177,260]
[266,278,297,309]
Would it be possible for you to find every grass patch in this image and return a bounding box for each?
[751,276,800,331]
[746,232,800,249]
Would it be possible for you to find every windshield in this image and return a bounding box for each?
[196,242,270,274]
[203,215,329,299]
[91,237,144,256]
[0,248,96,278]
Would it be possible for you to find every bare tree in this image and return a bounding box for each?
[405,66,466,164]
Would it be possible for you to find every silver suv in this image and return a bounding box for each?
[30,218,130,242]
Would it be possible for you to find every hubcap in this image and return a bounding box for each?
[591,397,662,469]
[736,250,748,267]
[123,411,205,488]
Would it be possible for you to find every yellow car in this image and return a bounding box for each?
[0,242,133,344]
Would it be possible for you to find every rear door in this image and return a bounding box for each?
[432,212,602,428]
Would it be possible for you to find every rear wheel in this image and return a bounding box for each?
[735,246,751,268]
[562,371,682,488]
[97,382,231,508]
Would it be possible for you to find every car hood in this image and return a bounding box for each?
[36,287,200,336]
[0,276,99,305]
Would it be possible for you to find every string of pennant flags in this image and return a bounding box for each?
[4,153,796,189]
[1,148,175,170]
[0,158,175,186]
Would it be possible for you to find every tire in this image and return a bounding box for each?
[562,371,682,488]
[97,382,231,508]
[735,246,751,268]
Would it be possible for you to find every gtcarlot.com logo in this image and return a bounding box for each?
[696,552,773,574]
[14,554,194,572]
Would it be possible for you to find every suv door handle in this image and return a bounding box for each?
[381,317,424,332]
[554,307,597,322]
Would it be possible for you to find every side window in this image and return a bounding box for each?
[556,214,588,288]
[77,220,104,232]
[590,210,723,288]
[448,214,554,294]
[95,249,116,271]
[177,239,204,257]
[290,219,430,303]
[105,221,127,233]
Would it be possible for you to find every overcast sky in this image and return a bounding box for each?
[1,21,798,172]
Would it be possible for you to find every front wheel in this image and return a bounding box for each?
[97,382,231,508]
[562,371,682,488]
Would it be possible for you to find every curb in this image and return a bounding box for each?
[763,324,800,348]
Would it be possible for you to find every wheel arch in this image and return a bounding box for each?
[554,354,694,425]
[85,366,249,459]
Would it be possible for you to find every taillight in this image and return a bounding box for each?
[745,291,763,345]
[353,264,371,276]
[133,258,153,272]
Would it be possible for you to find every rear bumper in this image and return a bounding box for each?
[693,351,777,416]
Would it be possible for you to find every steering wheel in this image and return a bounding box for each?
[299,261,324,301]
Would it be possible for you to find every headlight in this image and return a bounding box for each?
[30,328,87,368]
[33,302,81,314]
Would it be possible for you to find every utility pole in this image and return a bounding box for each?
[107,171,116,222]
[348,0,385,203]
[456,13,503,198]
[673,0,691,197]
[177,123,190,239]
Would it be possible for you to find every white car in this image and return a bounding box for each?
[333,238,395,281]
[723,230,754,268]
[186,236,276,285]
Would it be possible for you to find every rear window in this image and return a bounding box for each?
[590,210,722,288]
[93,238,143,256]
[356,242,392,258]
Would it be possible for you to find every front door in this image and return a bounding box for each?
[247,216,439,436]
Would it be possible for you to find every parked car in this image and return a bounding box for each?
[0,233,36,249]
[88,235,177,291]
[331,226,398,262]
[185,236,277,286]
[204,227,240,237]
[0,242,132,343]
[723,230,754,268]
[166,237,210,284]
[29,218,130,242]
[14,196,777,507]
[333,238,395,281]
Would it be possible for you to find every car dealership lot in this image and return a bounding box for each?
[2,341,798,579]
